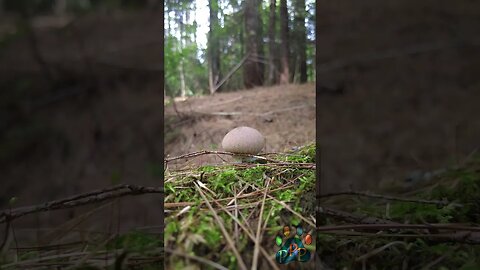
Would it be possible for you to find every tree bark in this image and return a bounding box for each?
[294,0,307,83]
[279,0,290,84]
[267,0,277,85]
[208,0,221,93]
[243,0,264,89]
[178,9,186,97]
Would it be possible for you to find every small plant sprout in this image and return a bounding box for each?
[221,126,266,163]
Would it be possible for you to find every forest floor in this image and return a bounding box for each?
[0,0,480,267]
[164,83,316,167]
[317,0,480,193]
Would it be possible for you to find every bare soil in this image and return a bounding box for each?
[165,83,316,167]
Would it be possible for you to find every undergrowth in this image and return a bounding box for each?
[0,228,163,270]
[319,155,480,270]
[164,143,316,269]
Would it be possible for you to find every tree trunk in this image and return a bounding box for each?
[279,0,290,84]
[178,9,186,97]
[267,0,277,85]
[243,0,264,89]
[179,61,186,98]
[294,0,307,83]
[208,0,221,94]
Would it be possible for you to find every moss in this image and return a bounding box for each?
[318,155,480,269]
[164,143,316,268]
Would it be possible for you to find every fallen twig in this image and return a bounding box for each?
[251,175,271,270]
[322,230,480,244]
[192,104,314,117]
[210,191,280,270]
[165,248,229,270]
[194,182,248,270]
[320,191,462,207]
[321,206,398,225]
[165,150,280,163]
[355,241,407,262]
[0,184,163,224]
[318,223,480,233]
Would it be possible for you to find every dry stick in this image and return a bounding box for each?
[64,234,118,270]
[318,224,480,232]
[11,241,83,252]
[355,241,407,262]
[165,184,294,209]
[228,185,248,206]
[194,182,248,270]
[320,191,462,207]
[211,194,280,270]
[165,150,280,163]
[421,245,463,270]
[239,208,255,237]
[193,104,314,117]
[194,96,244,111]
[321,206,397,225]
[234,185,239,242]
[271,197,316,228]
[212,53,250,94]
[0,185,163,224]
[229,162,315,170]
[42,202,113,245]
[1,250,100,268]
[261,205,276,237]
[251,176,271,270]
[165,248,229,270]
[241,181,316,228]
[321,229,480,244]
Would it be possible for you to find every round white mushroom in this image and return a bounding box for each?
[221,126,265,155]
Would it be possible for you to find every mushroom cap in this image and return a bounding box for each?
[221,126,265,154]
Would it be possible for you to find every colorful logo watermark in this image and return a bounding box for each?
[274,225,312,264]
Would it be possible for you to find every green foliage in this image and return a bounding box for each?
[165,143,316,268]
[165,1,209,97]
[281,143,316,164]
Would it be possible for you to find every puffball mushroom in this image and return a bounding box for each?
[221,127,265,161]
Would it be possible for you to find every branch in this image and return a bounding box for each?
[165,150,280,163]
[192,104,314,117]
[0,184,163,224]
[211,53,250,94]
[317,223,480,233]
[164,150,315,169]
[321,206,398,225]
[320,191,462,207]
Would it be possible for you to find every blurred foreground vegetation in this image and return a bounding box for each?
[319,155,480,269]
